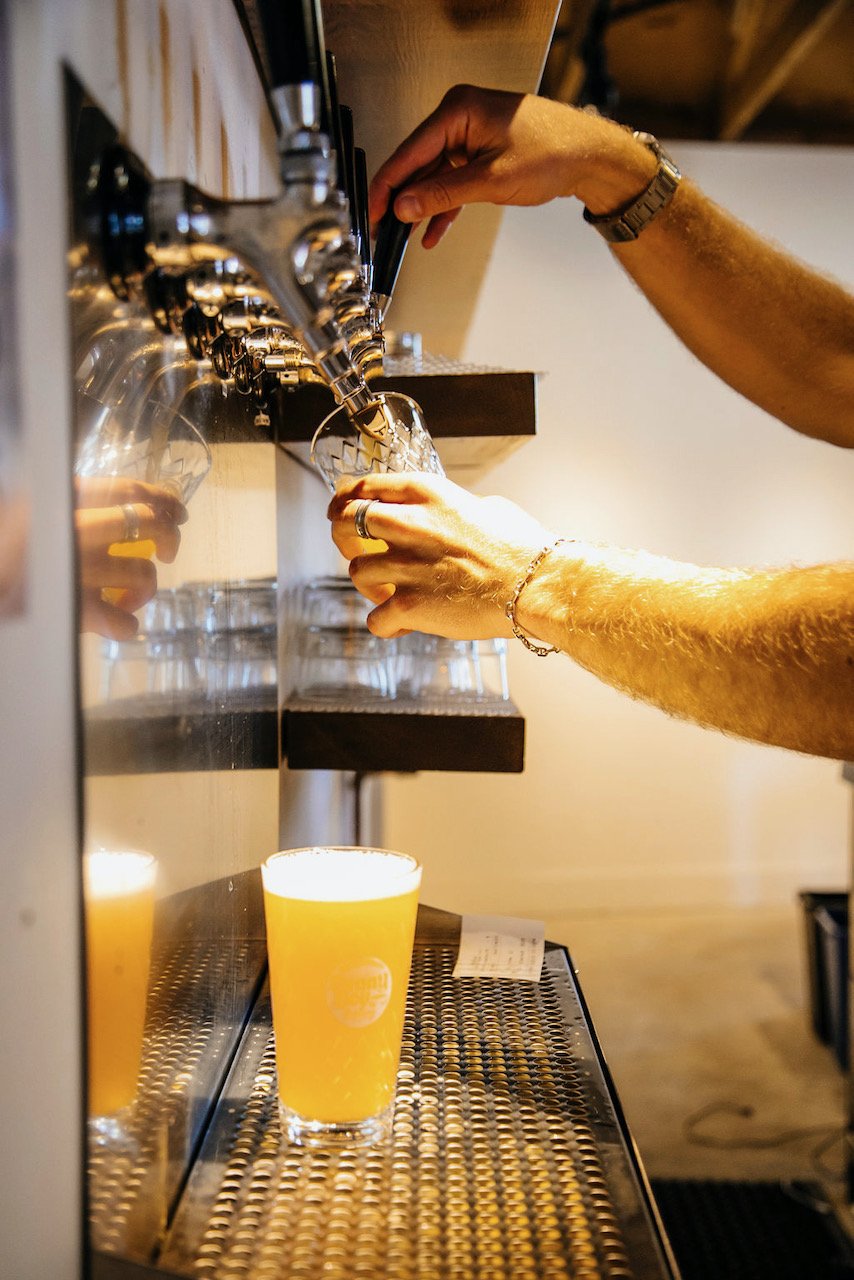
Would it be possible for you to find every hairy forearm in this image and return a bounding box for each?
[606,178,854,447]
[373,87,854,444]
[517,543,854,759]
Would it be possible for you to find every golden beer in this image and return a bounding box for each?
[262,846,421,1145]
[102,539,157,605]
[84,851,156,1118]
[109,538,157,560]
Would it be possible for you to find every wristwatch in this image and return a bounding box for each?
[583,132,681,244]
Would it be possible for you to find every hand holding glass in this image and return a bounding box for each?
[311,392,442,573]
[75,393,211,597]
[310,392,444,518]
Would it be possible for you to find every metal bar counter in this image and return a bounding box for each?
[92,907,679,1279]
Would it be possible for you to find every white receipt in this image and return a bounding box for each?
[453,914,545,982]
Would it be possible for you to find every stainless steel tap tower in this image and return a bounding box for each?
[91,0,412,428]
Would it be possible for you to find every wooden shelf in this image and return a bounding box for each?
[182,367,537,479]
[84,692,279,775]
[84,693,525,776]
[283,697,525,773]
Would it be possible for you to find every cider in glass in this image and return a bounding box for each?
[84,850,156,1123]
[262,846,421,1146]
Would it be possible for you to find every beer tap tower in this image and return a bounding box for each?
[91,0,412,429]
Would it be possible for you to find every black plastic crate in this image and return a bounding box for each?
[800,890,849,1069]
[651,1178,854,1280]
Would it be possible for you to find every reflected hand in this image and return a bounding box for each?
[75,477,187,639]
[328,472,553,640]
[368,84,610,249]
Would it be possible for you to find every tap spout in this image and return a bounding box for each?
[94,145,376,417]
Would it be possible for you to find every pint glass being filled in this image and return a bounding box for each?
[261,846,421,1146]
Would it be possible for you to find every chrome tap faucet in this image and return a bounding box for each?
[90,0,409,431]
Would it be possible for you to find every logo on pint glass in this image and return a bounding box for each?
[326,958,392,1028]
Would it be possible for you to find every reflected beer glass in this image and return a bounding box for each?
[75,394,211,601]
[262,846,421,1146]
[84,851,156,1132]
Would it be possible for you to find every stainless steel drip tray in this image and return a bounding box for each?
[157,936,677,1279]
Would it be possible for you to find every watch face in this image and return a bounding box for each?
[633,129,660,157]
[660,154,681,183]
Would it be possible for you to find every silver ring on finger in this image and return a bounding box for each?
[120,503,141,542]
[353,498,377,541]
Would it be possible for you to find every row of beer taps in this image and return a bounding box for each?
[91,0,412,424]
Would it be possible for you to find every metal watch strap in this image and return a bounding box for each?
[583,132,681,244]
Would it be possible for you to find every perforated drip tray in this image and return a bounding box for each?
[88,935,266,1261]
[156,946,677,1279]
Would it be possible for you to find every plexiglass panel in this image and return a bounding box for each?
[68,78,278,1264]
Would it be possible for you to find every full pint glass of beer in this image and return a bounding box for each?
[84,850,156,1137]
[261,846,421,1146]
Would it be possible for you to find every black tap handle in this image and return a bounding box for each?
[339,106,359,238]
[354,147,372,273]
[309,0,332,122]
[255,0,317,87]
[325,51,346,193]
[372,192,413,308]
[95,144,153,301]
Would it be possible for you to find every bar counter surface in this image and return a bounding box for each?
[90,902,680,1280]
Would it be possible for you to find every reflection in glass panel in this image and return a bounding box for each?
[0,0,25,622]
[68,82,275,1264]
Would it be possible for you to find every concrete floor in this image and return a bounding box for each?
[546,904,848,1191]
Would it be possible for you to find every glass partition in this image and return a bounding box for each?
[68,78,278,1264]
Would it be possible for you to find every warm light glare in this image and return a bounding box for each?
[262,847,421,902]
[85,849,156,898]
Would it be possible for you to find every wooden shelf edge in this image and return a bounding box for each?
[84,697,526,776]
[189,371,538,450]
[283,702,525,774]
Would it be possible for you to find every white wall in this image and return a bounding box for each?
[384,143,854,932]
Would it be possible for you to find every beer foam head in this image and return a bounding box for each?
[262,846,421,902]
[85,850,157,898]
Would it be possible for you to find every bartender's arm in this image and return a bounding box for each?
[371,85,854,449]
[329,474,854,762]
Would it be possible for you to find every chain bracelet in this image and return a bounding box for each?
[504,538,570,656]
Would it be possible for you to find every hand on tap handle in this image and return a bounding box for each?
[368,82,854,451]
[367,85,624,249]
[366,84,647,249]
[368,87,560,305]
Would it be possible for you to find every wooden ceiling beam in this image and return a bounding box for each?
[540,0,600,104]
[726,0,768,85]
[719,0,851,140]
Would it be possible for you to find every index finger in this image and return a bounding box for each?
[76,476,188,523]
[369,108,465,224]
[328,471,447,516]
[330,496,420,550]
